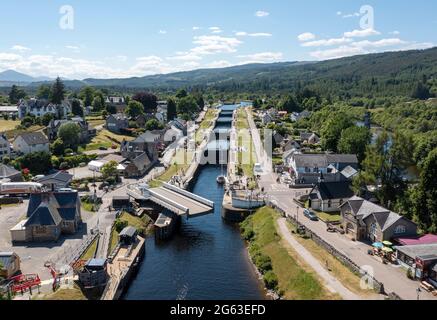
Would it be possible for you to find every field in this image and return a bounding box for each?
[0,119,20,131]
[82,129,134,151]
[241,206,338,300]
[236,108,257,177]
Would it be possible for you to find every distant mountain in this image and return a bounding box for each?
[0,70,52,84]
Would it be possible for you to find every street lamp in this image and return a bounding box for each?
[417,287,421,300]
[296,206,299,224]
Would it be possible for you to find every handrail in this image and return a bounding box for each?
[162,182,214,208]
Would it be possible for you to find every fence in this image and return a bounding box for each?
[266,200,393,297]
[49,229,99,267]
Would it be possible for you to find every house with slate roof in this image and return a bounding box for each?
[10,191,82,242]
[309,178,355,212]
[35,171,73,191]
[0,164,22,182]
[0,134,11,161]
[13,132,49,155]
[340,196,417,242]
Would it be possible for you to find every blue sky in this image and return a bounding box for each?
[0,0,436,79]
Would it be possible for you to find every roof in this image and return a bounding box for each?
[293,154,327,168]
[25,203,62,226]
[312,181,354,200]
[395,234,437,246]
[341,166,358,179]
[394,244,437,259]
[36,171,73,185]
[0,164,21,179]
[119,226,137,238]
[16,132,49,146]
[326,154,358,164]
[86,259,106,267]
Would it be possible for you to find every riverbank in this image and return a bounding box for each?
[240,206,340,300]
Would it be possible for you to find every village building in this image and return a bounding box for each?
[0,164,23,182]
[288,153,358,185]
[46,117,96,143]
[35,171,73,191]
[309,178,355,212]
[106,113,129,133]
[10,191,82,242]
[0,134,11,161]
[18,98,71,119]
[300,132,320,145]
[340,196,417,243]
[12,132,49,155]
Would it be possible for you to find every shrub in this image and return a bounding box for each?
[59,162,70,170]
[263,271,279,290]
[242,228,255,241]
[255,254,272,274]
[114,219,128,233]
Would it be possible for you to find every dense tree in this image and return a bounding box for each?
[50,138,65,156]
[176,89,188,99]
[410,148,437,233]
[41,113,54,126]
[80,86,95,107]
[132,91,158,113]
[36,85,51,99]
[58,122,81,150]
[19,152,52,175]
[177,96,199,120]
[125,100,145,118]
[50,77,65,104]
[106,104,117,114]
[71,99,83,117]
[101,161,119,180]
[8,85,26,104]
[92,95,105,112]
[145,119,164,131]
[338,126,372,163]
[320,112,354,152]
[411,81,431,100]
[167,98,177,121]
[278,94,300,113]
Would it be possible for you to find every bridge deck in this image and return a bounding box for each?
[151,187,213,217]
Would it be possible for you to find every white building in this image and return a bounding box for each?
[156,101,168,123]
[13,132,49,155]
[18,98,71,119]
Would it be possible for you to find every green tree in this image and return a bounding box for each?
[338,126,371,163]
[71,98,83,117]
[176,89,188,99]
[80,86,95,107]
[177,95,199,120]
[126,100,145,118]
[410,148,437,233]
[101,161,119,180]
[8,85,26,104]
[50,77,65,104]
[19,152,52,175]
[167,98,177,121]
[132,91,158,113]
[41,113,54,126]
[320,112,354,151]
[92,95,105,112]
[145,118,164,131]
[411,81,431,100]
[58,122,81,150]
[50,138,65,156]
[36,85,51,99]
[279,94,300,113]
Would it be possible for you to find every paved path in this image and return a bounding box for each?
[277,218,360,300]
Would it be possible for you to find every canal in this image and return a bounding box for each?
[124,104,266,300]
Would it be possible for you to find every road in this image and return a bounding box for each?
[247,107,437,301]
[277,218,360,300]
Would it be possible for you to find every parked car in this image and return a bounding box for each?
[99,146,108,151]
[303,209,319,221]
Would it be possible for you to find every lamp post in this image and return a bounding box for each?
[296,206,299,224]
[417,287,421,300]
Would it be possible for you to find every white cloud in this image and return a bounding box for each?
[209,27,223,34]
[351,38,407,48]
[191,35,242,55]
[310,46,364,60]
[235,31,272,37]
[192,26,201,31]
[344,28,381,38]
[65,45,80,52]
[336,11,342,16]
[342,12,361,18]
[0,53,22,61]
[159,30,167,34]
[389,31,400,35]
[301,37,352,47]
[298,32,316,42]
[237,52,283,63]
[255,11,270,18]
[11,45,31,52]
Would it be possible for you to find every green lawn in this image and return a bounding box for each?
[236,108,257,178]
[83,129,133,151]
[241,206,335,300]
[149,149,193,187]
[43,286,87,300]
[80,238,98,260]
[314,210,341,223]
[0,119,20,131]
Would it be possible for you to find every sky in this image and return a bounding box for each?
[0,0,436,80]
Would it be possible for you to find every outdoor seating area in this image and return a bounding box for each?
[368,241,397,264]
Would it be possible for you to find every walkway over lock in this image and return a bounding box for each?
[127,182,214,218]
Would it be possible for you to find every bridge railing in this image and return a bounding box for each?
[149,189,189,215]
[162,182,214,208]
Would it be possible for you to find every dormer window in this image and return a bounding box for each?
[395,225,406,235]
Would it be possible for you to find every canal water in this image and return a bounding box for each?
[124,104,266,300]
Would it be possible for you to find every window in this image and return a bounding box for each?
[395,225,406,235]
[370,223,377,236]
[328,200,332,208]
[339,199,344,206]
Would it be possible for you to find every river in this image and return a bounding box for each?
[124,104,266,300]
